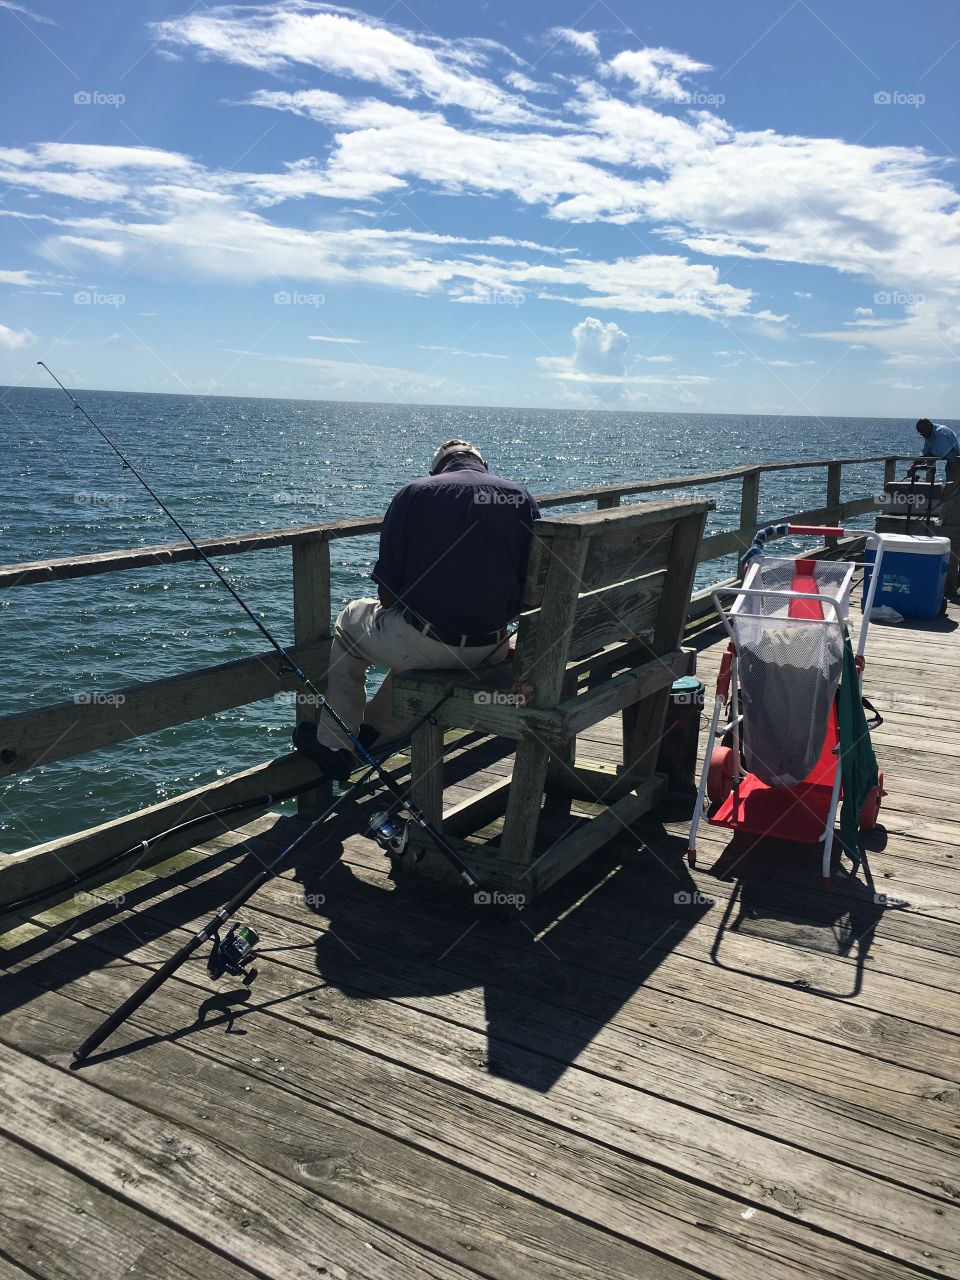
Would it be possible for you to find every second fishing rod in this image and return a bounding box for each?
[39,361,483,894]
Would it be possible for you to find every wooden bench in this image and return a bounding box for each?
[392,497,713,901]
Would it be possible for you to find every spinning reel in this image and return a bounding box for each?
[208,923,260,984]
[365,804,415,861]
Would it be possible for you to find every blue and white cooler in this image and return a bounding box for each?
[862,533,951,619]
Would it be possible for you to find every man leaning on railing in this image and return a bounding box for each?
[910,418,960,478]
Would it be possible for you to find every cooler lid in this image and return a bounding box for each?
[875,534,951,555]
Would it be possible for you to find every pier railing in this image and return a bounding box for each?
[0,454,904,905]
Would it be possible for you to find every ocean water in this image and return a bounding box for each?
[0,387,932,853]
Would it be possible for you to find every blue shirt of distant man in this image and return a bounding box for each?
[915,418,960,471]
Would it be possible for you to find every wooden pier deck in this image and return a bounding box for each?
[2,593,958,1280]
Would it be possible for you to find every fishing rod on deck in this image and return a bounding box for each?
[34,362,490,1062]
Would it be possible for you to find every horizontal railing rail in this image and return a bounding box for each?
[0,453,905,905]
[0,455,904,590]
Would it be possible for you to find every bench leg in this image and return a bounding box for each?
[500,736,550,868]
[410,721,445,828]
[621,688,671,784]
[543,737,576,815]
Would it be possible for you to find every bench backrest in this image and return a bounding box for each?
[514,498,713,705]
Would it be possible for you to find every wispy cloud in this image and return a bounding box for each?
[0,0,56,25]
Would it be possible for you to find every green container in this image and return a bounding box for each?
[656,677,705,792]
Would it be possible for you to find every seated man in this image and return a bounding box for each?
[294,439,539,778]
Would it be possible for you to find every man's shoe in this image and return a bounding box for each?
[291,723,354,781]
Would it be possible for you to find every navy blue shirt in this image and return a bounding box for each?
[372,458,540,634]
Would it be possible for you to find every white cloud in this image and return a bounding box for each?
[415,344,507,360]
[0,267,55,287]
[794,291,813,299]
[222,346,450,398]
[0,322,35,348]
[605,47,711,101]
[854,306,874,317]
[308,334,362,344]
[2,9,958,365]
[548,28,599,58]
[154,3,537,124]
[569,316,628,375]
[539,317,708,393]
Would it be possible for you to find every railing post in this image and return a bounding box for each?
[884,456,897,487]
[293,538,332,814]
[596,492,621,510]
[739,468,760,533]
[826,463,842,549]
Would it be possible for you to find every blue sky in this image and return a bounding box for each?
[1,0,958,414]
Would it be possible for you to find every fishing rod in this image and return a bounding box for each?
[69,688,452,1065]
[3,774,325,919]
[38,362,483,893]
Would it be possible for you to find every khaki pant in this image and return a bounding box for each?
[314,598,509,750]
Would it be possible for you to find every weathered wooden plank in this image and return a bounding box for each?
[0,640,328,780]
[534,498,714,542]
[0,988,697,1280]
[0,751,318,914]
[557,649,693,737]
[0,518,381,589]
[312,825,960,1080]
[566,571,666,660]
[12,890,957,1280]
[535,457,904,512]
[410,720,445,827]
[0,1040,466,1280]
[0,1132,254,1280]
[244,839,960,1137]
